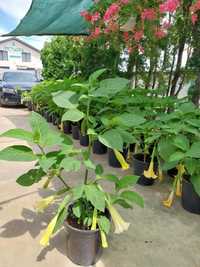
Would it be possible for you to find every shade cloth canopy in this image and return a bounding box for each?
[3,0,93,36]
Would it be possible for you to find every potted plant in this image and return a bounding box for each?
[0,111,144,266]
[157,102,200,212]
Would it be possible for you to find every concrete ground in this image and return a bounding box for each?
[0,107,200,267]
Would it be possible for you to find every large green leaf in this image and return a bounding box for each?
[72,185,85,201]
[98,129,123,151]
[158,138,176,161]
[0,128,33,142]
[101,174,119,184]
[93,77,129,97]
[0,145,36,162]
[60,158,81,172]
[17,168,45,186]
[89,68,107,85]
[62,109,85,122]
[85,185,105,212]
[116,113,146,127]
[169,151,185,162]
[116,175,139,190]
[186,142,200,158]
[52,91,78,109]
[44,130,65,147]
[173,135,189,151]
[120,191,144,208]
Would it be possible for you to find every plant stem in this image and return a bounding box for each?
[57,174,70,190]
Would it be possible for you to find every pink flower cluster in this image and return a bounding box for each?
[141,8,157,20]
[190,0,200,25]
[103,3,120,21]
[134,30,144,42]
[159,0,180,13]
[155,28,166,39]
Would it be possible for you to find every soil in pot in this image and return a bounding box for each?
[108,148,128,168]
[132,154,157,186]
[93,140,107,155]
[182,177,200,214]
[80,134,89,147]
[63,121,72,134]
[72,124,80,140]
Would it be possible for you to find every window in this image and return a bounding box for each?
[0,50,8,61]
[22,52,31,62]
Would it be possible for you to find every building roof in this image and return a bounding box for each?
[0,37,40,53]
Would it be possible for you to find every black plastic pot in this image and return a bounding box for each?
[65,221,102,266]
[63,121,72,134]
[130,143,135,153]
[182,178,200,214]
[108,148,128,168]
[132,154,155,186]
[46,113,53,123]
[80,135,89,147]
[72,124,80,140]
[93,140,107,155]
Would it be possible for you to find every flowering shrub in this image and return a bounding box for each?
[80,0,199,54]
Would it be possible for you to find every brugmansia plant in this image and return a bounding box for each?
[0,112,144,251]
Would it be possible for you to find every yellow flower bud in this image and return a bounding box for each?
[35,196,55,213]
[40,214,58,246]
[114,149,129,170]
[100,230,108,248]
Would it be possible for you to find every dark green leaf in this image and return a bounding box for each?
[99,129,123,151]
[17,168,45,186]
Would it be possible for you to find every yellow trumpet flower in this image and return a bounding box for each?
[35,196,55,213]
[91,209,97,231]
[40,214,58,246]
[100,230,108,248]
[177,164,185,176]
[114,150,130,170]
[143,161,158,179]
[60,122,64,132]
[176,178,182,197]
[163,191,174,208]
[107,204,130,234]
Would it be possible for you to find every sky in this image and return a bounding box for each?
[0,0,49,50]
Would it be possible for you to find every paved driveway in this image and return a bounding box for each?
[0,107,200,267]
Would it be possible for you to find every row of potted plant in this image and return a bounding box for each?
[26,69,200,214]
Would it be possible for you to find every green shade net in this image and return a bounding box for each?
[4,0,93,36]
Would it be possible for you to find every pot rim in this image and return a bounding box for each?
[64,220,100,235]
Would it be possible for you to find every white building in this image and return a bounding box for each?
[0,37,42,78]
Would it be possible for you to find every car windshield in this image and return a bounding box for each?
[3,72,37,82]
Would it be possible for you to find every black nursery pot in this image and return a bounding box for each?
[108,148,128,168]
[182,178,200,214]
[80,134,89,147]
[93,140,107,155]
[72,124,80,140]
[65,221,102,266]
[132,154,155,186]
[63,121,72,134]
[46,113,53,123]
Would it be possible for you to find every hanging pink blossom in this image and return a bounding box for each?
[141,8,157,20]
[159,0,180,13]
[155,28,167,39]
[103,3,120,21]
[138,44,144,54]
[191,13,198,25]
[91,12,100,23]
[123,32,129,42]
[134,30,144,42]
